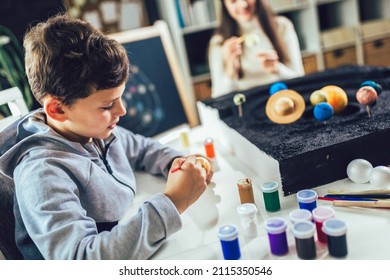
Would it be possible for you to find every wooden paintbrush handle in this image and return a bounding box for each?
[333,200,390,208]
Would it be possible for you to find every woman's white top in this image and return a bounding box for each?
[208,16,305,98]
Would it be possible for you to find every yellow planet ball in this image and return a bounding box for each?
[321,85,348,113]
[195,157,211,176]
[310,90,327,106]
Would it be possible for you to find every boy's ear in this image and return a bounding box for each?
[44,96,67,122]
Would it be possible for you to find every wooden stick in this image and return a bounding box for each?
[236,34,247,44]
[333,200,390,208]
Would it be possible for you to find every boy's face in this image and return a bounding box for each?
[60,83,127,143]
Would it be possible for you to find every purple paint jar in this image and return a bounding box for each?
[312,206,336,243]
[265,217,289,256]
[296,189,318,212]
[218,224,241,260]
[322,218,348,258]
[292,221,317,260]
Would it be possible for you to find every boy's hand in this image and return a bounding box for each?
[164,155,209,214]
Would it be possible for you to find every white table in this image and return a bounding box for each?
[128,125,390,260]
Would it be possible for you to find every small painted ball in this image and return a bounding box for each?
[195,156,211,176]
[310,90,327,106]
[356,86,377,106]
[313,102,334,122]
[346,159,373,184]
[244,33,260,48]
[233,93,246,106]
[269,82,288,95]
[360,80,382,95]
[321,85,348,113]
[369,166,390,187]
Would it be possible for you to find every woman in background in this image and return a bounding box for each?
[208,0,304,97]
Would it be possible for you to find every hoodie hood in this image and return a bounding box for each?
[0,108,97,178]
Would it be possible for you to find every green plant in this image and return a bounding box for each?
[0,25,33,116]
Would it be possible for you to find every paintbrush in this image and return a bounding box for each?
[327,188,390,195]
[325,194,390,199]
[333,200,390,208]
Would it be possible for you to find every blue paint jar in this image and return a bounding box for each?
[322,218,348,258]
[296,189,318,212]
[265,217,289,256]
[292,221,317,260]
[217,224,241,260]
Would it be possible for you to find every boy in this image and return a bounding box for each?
[0,14,211,259]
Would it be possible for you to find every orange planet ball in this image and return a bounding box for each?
[321,85,348,113]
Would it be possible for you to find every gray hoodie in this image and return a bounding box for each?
[0,109,184,259]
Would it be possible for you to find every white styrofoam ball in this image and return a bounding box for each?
[346,159,373,183]
[369,166,390,187]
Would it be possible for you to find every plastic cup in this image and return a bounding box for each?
[292,221,317,259]
[237,203,258,238]
[265,217,288,256]
[289,209,312,224]
[312,206,336,243]
[296,189,318,212]
[322,218,348,258]
[260,181,281,212]
[217,224,241,260]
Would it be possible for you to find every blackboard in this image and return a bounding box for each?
[109,21,198,137]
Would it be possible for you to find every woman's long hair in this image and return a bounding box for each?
[215,0,289,64]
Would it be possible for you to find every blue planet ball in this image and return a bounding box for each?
[313,102,334,122]
[360,80,382,95]
[269,82,288,95]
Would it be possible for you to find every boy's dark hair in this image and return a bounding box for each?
[24,14,129,106]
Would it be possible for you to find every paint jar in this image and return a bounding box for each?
[296,189,318,212]
[292,221,317,260]
[180,131,190,148]
[312,206,336,243]
[204,138,215,158]
[289,209,312,224]
[322,218,348,258]
[217,224,241,260]
[237,178,255,204]
[260,181,281,212]
[237,203,258,238]
[265,217,289,256]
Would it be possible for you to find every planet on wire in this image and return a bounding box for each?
[356,86,377,106]
[321,85,348,113]
[313,102,334,122]
[310,90,328,106]
[269,82,288,95]
[360,80,382,95]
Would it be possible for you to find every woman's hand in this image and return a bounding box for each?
[258,50,279,74]
[222,37,243,80]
